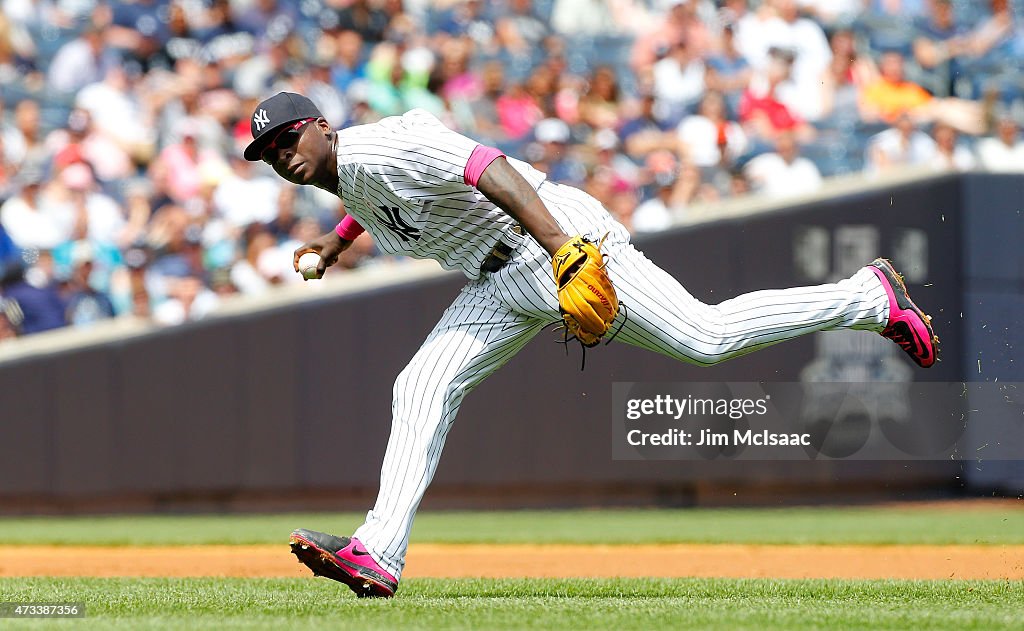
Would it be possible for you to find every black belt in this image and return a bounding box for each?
[480,225,523,273]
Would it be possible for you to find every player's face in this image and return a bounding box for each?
[263,118,329,186]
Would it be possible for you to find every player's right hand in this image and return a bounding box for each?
[293,230,352,279]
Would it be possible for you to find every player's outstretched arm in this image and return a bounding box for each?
[293,230,353,279]
[476,157,571,256]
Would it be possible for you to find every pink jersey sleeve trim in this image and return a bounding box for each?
[335,215,365,241]
[463,144,506,187]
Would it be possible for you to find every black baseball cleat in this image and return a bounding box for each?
[289,528,398,598]
[867,258,939,368]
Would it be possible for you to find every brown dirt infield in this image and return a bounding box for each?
[2,544,1023,580]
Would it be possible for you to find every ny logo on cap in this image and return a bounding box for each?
[253,109,270,131]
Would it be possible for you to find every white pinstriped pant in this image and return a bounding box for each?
[353,182,890,579]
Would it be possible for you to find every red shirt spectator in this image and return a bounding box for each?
[739,88,802,133]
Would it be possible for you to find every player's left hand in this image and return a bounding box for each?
[551,235,619,347]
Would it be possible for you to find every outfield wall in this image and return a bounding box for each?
[1,173,1020,512]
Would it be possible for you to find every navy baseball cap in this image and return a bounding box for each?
[243,92,324,161]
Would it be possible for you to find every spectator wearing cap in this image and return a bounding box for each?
[529,118,586,186]
[975,116,1024,172]
[590,128,639,191]
[743,130,822,197]
[0,166,69,251]
[0,260,65,335]
[61,240,116,326]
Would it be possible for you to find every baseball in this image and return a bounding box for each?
[297,252,322,280]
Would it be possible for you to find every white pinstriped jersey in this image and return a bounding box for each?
[329,111,895,586]
[333,109,547,279]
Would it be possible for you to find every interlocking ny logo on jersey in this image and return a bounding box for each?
[375,205,421,242]
[253,109,270,131]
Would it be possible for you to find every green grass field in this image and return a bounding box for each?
[1,506,1021,629]
[1,505,1022,546]
[2,578,1022,630]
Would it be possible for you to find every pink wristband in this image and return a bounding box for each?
[464,144,506,186]
[335,215,365,241]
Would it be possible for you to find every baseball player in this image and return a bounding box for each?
[243,92,938,598]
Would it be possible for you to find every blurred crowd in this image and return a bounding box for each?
[1,0,1023,341]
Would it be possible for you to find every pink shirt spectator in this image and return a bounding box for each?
[495,92,542,140]
[156,142,224,204]
[442,73,483,102]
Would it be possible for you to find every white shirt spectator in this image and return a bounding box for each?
[975,135,1024,172]
[866,127,937,173]
[213,163,282,229]
[75,73,153,151]
[0,191,70,250]
[551,0,619,36]
[632,196,675,233]
[797,0,863,26]
[59,163,127,246]
[152,284,219,326]
[80,192,127,245]
[653,54,705,118]
[744,152,822,197]
[677,115,748,168]
[930,146,976,172]
[736,5,831,120]
[47,37,103,94]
